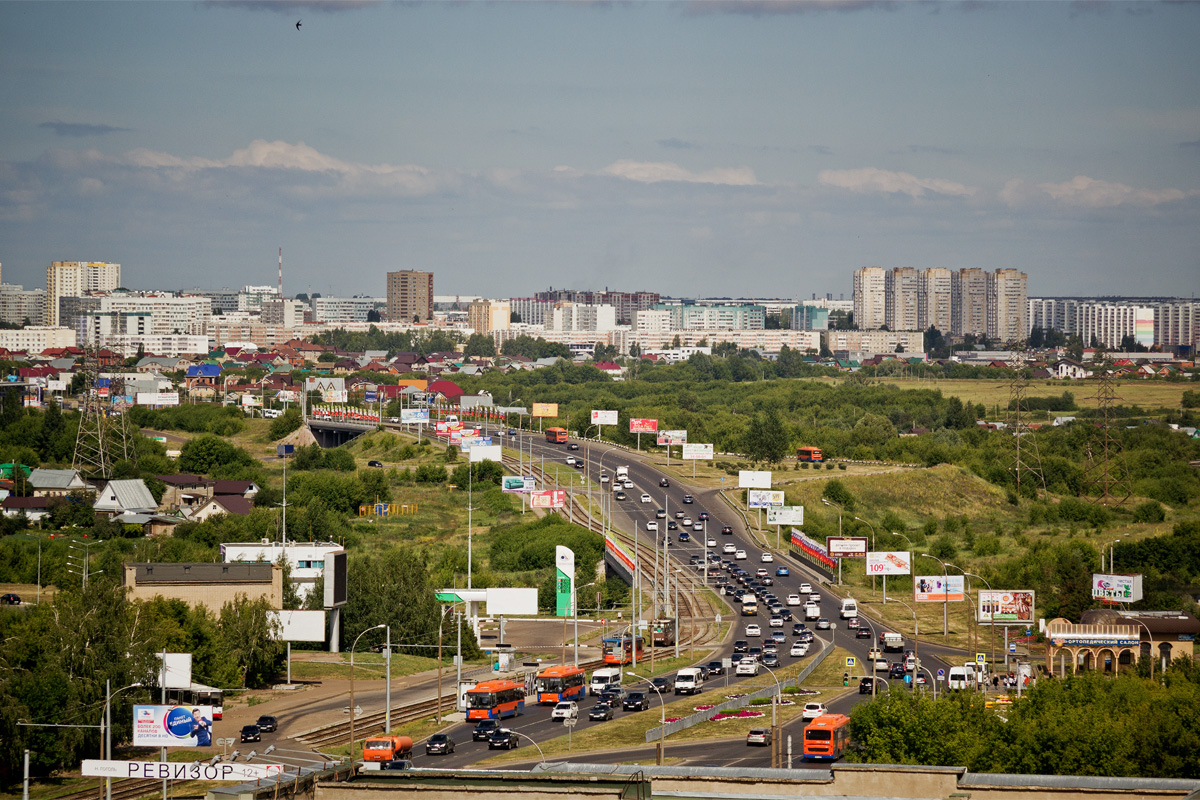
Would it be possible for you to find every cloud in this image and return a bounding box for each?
[1180,139,1200,149]
[683,0,895,16]
[902,144,962,156]
[203,0,380,13]
[38,121,129,137]
[600,160,761,186]
[809,145,834,156]
[1000,175,1193,209]
[658,138,697,150]
[818,167,976,199]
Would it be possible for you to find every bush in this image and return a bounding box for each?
[929,535,957,560]
[269,408,302,440]
[837,463,847,470]
[1132,501,1166,524]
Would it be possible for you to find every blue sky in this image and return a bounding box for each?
[1,1,1198,300]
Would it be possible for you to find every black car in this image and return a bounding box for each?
[573,460,584,469]
[733,640,749,653]
[698,511,709,520]
[678,531,690,542]
[240,725,261,743]
[598,685,626,704]
[651,676,671,692]
[0,593,20,605]
[568,443,580,450]
[706,660,724,676]
[487,729,518,750]
[615,491,627,500]
[721,525,734,535]
[859,676,876,695]
[682,494,694,504]
[507,429,518,436]
[588,703,614,721]
[797,630,815,643]
[255,714,278,733]
[425,733,455,755]
[792,623,807,635]
[472,719,501,741]
[889,663,907,679]
[367,460,384,468]
[659,478,670,487]
[623,692,650,711]
[856,627,874,639]
[667,520,678,530]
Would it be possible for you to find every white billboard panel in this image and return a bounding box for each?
[866,551,911,575]
[1092,573,1143,604]
[681,443,713,460]
[486,588,538,616]
[137,392,180,406]
[155,653,192,690]
[502,475,536,493]
[747,489,785,509]
[591,409,618,426]
[268,609,326,642]
[766,506,804,525]
[738,470,772,489]
[83,760,284,782]
[469,444,503,463]
[132,706,214,747]
[400,408,430,423]
[978,590,1035,624]
[656,430,687,446]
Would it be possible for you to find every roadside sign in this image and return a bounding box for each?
[1009,642,1017,654]
[563,717,578,728]
[937,668,945,679]
[715,614,722,624]
[722,658,732,669]
[976,653,986,664]
[845,657,856,667]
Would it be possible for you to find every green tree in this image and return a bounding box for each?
[742,407,790,464]
[463,333,497,358]
[822,478,856,512]
[178,435,254,475]
[218,594,284,688]
[269,408,303,439]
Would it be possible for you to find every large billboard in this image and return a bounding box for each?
[530,490,567,509]
[324,550,347,609]
[137,392,180,406]
[915,575,965,603]
[747,489,785,508]
[132,705,215,748]
[591,409,618,426]
[268,610,326,642]
[486,588,538,616]
[502,475,536,493]
[468,444,503,463]
[978,590,1035,624]
[1134,307,1155,347]
[866,551,911,575]
[791,528,836,570]
[738,470,772,489]
[656,430,688,446]
[531,402,559,418]
[400,408,429,424]
[1092,573,1143,604]
[827,537,869,559]
[629,418,658,433]
[555,546,575,618]
[681,443,713,460]
[766,506,804,526]
[83,760,282,782]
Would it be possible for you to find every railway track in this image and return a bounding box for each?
[53,778,179,800]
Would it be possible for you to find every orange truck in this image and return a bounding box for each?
[362,736,413,762]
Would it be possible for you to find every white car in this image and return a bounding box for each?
[640,493,652,503]
[623,479,634,489]
[551,701,579,721]
[707,537,717,547]
[693,522,703,532]
[790,642,810,657]
[656,509,666,518]
[809,593,822,604]
[646,521,659,532]
[768,616,783,628]
[735,549,747,560]
[682,517,694,527]
[723,543,737,554]
[801,702,826,721]
[565,457,576,465]
[599,474,610,484]
[760,552,774,563]
[745,624,761,637]
[786,594,802,606]
[799,582,812,594]
[735,659,760,676]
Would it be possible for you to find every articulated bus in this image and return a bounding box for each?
[796,446,824,462]
[601,635,645,665]
[465,679,526,721]
[545,427,568,444]
[802,713,851,761]
[534,665,587,704]
[164,682,224,720]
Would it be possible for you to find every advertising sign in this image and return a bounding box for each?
[275,390,298,403]
[468,444,502,463]
[791,528,836,570]
[827,537,869,559]
[502,476,536,493]
[364,390,378,403]
[137,392,180,406]
[1092,573,1143,604]
[267,610,326,642]
[555,546,575,618]
[591,409,618,426]
[132,706,215,748]
[530,490,566,509]
[240,394,261,407]
[305,377,345,395]
[978,590,1035,624]
[629,418,658,433]
[531,402,559,418]
[747,489,784,509]
[656,430,687,446]
[400,408,430,423]
[83,761,283,782]
[738,470,772,489]
[681,443,714,460]
[486,588,538,617]
[866,550,912,575]
[766,506,804,526]
[47,379,68,392]
[914,575,965,603]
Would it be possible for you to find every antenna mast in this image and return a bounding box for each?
[278,247,283,298]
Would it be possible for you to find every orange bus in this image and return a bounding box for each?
[545,427,568,444]
[797,446,823,462]
[601,634,644,665]
[802,713,851,761]
[465,679,526,721]
[534,665,587,704]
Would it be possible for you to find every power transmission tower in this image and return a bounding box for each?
[72,348,137,479]
[1005,349,1045,498]
[1085,361,1132,506]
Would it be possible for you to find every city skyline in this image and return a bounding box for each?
[1,1,1198,298]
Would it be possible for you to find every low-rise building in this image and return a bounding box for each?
[122,562,283,612]
[221,541,342,602]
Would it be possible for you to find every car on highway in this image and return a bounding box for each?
[706,660,724,675]
[507,429,518,436]
[677,531,690,542]
[698,511,709,521]
[573,460,584,469]
[791,622,807,634]
[615,491,627,501]
[858,677,876,694]
[802,702,826,721]
[681,517,693,527]
[588,703,614,721]
[746,728,772,747]
[706,537,717,547]
[487,729,519,750]
[785,595,803,609]
[565,456,576,465]
[721,525,734,535]
[856,627,874,639]
[240,725,261,743]
[0,593,19,605]
[735,549,747,560]
[425,733,455,755]
[666,520,678,530]
[889,663,907,680]
[598,686,626,704]
[723,543,737,554]
[646,521,658,532]
[551,701,579,721]
[255,715,278,733]
[623,692,650,711]
[761,653,781,668]
[656,508,666,518]
[693,522,704,532]
[472,720,501,741]
[623,479,634,489]
[640,493,652,503]
[659,477,670,487]
[816,618,832,630]
[568,443,579,451]
[789,641,810,657]
[651,676,672,693]
[733,640,750,655]
[599,474,610,484]
[745,623,761,637]
[682,494,694,504]
[367,460,384,468]
[735,658,760,676]
[846,617,861,629]
[755,567,769,577]
[776,566,790,577]
[796,629,815,643]
[768,615,783,628]
[799,582,812,594]
[760,552,774,563]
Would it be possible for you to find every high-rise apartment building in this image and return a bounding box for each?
[0,284,46,326]
[986,269,1028,345]
[45,261,121,326]
[852,267,887,330]
[387,270,434,323]
[884,267,920,331]
[533,289,659,325]
[467,299,511,334]
[311,296,379,324]
[917,268,952,334]
[508,298,555,327]
[951,268,988,337]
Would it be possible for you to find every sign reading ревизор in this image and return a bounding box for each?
[82,760,284,781]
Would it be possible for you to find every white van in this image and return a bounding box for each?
[840,598,858,619]
[947,666,971,690]
[805,603,820,620]
[673,667,704,695]
[590,667,622,694]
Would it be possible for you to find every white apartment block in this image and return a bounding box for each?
[491,324,629,354]
[884,268,920,332]
[634,309,673,333]
[81,294,212,348]
[0,326,77,353]
[824,329,923,354]
[986,269,1029,345]
[312,296,378,323]
[208,312,290,350]
[1154,301,1199,350]
[261,298,306,328]
[951,268,988,337]
[1029,299,1157,349]
[102,334,209,358]
[670,304,766,330]
[467,299,511,334]
[508,297,555,327]
[550,303,618,332]
[631,328,820,354]
[237,285,281,312]
[45,261,121,326]
[852,267,887,330]
[0,284,46,326]
[918,268,952,334]
[800,298,854,313]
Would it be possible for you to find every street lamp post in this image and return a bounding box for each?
[104,681,143,800]
[884,596,919,690]
[820,498,843,584]
[514,731,548,768]
[917,553,949,637]
[758,662,784,769]
[349,624,385,767]
[890,531,917,606]
[628,672,666,765]
[854,516,879,597]
[958,570,995,678]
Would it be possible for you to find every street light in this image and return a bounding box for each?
[513,731,547,767]
[957,570,995,677]
[883,596,919,691]
[854,516,879,597]
[820,498,843,584]
[917,553,949,637]
[757,661,784,769]
[349,624,386,767]
[627,671,666,765]
[103,681,143,800]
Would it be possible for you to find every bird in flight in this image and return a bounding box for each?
[295,19,301,30]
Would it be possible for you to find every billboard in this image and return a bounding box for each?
[155,653,192,690]
[400,408,430,424]
[915,575,965,603]
[866,551,912,575]
[132,705,215,747]
[591,409,618,426]
[323,550,347,609]
[268,609,326,642]
[83,760,282,782]
[531,402,559,418]
[791,528,836,570]
[978,590,1035,624]
[486,588,538,616]
[629,418,658,433]
[502,475,536,493]
[1092,573,1143,604]
[738,470,772,489]
[530,490,567,509]
[1134,307,1155,347]
[555,546,575,617]
[137,392,180,406]
[468,444,503,463]
[747,489,785,509]
[827,537,869,559]
[656,430,687,446]
[766,506,804,526]
[681,443,713,460]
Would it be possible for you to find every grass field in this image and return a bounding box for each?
[872,376,1191,413]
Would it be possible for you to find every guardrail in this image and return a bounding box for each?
[644,635,833,742]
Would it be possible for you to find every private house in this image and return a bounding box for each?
[1,495,52,522]
[191,494,254,522]
[157,474,214,513]
[28,468,91,498]
[186,364,222,398]
[122,562,283,613]
[94,479,159,518]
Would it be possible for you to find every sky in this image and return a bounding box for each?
[1,0,1198,301]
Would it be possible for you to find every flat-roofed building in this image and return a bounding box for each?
[918,268,952,334]
[387,270,434,323]
[884,267,920,332]
[467,299,511,334]
[122,562,283,612]
[45,261,121,327]
[852,267,886,330]
[951,268,988,337]
[0,284,46,326]
[986,268,1028,345]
